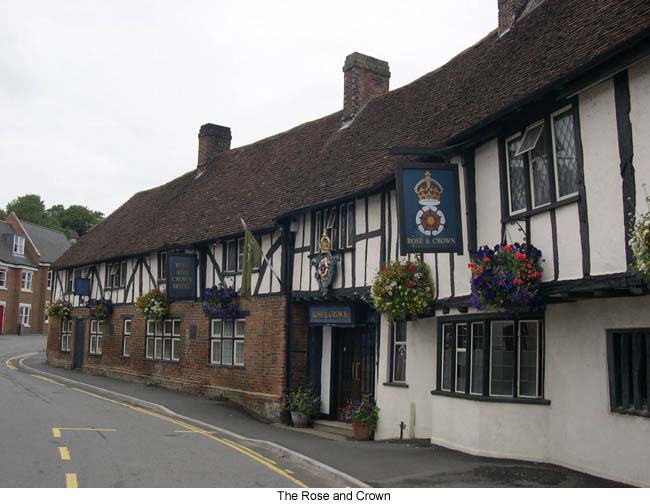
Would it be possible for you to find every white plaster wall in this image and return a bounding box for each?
[529,212,555,282]
[436,254,452,299]
[475,139,502,248]
[454,155,472,297]
[375,316,435,440]
[320,326,332,414]
[368,194,381,231]
[365,236,381,287]
[629,58,650,205]
[555,203,582,280]
[579,79,628,276]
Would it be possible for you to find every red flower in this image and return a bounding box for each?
[484,257,491,263]
[504,244,512,252]
[468,262,475,269]
[407,281,414,288]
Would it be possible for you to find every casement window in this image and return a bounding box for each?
[47,270,53,290]
[13,235,25,255]
[19,304,31,327]
[61,319,72,352]
[505,105,580,216]
[21,270,33,291]
[89,320,103,355]
[106,261,127,288]
[65,270,74,293]
[225,237,260,273]
[0,268,7,289]
[389,321,407,383]
[145,319,180,362]
[157,252,167,281]
[437,317,544,401]
[313,201,355,252]
[607,329,649,417]
[122,319,132,357]
[210,318,245,366]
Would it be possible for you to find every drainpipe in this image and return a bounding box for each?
[281,221,294,396]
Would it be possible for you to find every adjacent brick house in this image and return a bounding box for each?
[0,212,70,335]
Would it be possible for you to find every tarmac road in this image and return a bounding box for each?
[0,335,340,488]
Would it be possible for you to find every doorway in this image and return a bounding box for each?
[73,318,86,369]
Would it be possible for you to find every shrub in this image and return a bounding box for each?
[340,394,379,431]
[287,387,321,418]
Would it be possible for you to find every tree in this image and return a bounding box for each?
[0,208,6,220]
[6,194,47,224]
[59,205,104,236]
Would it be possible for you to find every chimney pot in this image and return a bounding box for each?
[197,123,232,168]
[342,52,390,123]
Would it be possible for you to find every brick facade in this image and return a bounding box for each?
[47,295,289,419]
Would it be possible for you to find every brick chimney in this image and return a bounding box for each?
[498,0,529,36]
[342,52,390,123]
[197,123,232,168]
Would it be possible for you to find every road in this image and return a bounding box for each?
[0,335,339,488]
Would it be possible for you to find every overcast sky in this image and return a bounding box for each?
[0,1,497,216]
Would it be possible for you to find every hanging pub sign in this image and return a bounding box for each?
[309,305,354,326]
[74,277,91,297]
[395,161,463,254]
[167,254,197,300]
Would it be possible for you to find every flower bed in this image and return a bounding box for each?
[370,259,435,321]
[469,243,544,312]
[136,289,169,320]
[202,284,240,319]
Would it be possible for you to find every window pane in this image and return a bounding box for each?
[227,241,237,271]
[154,338,162,360]
[164,320,172,336]
[211,340,222,364]
[491,321,515,396]
[97,321,103,334]
[516,122,544,156]
[471,323,485,395]
[339,205,347,248]
[508,138,527,213]
[442,324,453,391]
[124,319,132,335]
[96,336,102,355]
[156,320,163,335]
[163,338,171,360]
[553,110,579,197]
[123,335,130,356]
[172,338,180,361]
[456,324,468,393]
[531,132,551,207]
[172,320,181,336]
[519,321,539,397]
[235,320,245,338]
[234,340,245,366]
[393,343,406,382]
[212,319,222,337]
[347,203,355,246]
[238,238,245,271]
[395,322,407,343]
[222,339,233,365]
[146,338,154,359]
[224,321,234,338]
[147,320,155,335]
[91,320,97,333]
[90,335,96,354]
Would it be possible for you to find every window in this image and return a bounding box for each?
[13,235,25,255]
[44,303,49,324]
[122,319,132,357]
[505,105,580,215]
[145,318,180,362]
[437,318,544,400]
[106,261,127,288]
[19,305,30,327]
[65,270,73,293]
[389,322,407,383]
[89,320,103,355]
[237,237,245,272]
[61,319,72,352]
[226,240,238,272]
[314,201,355,252]
[21,271,33,291]
[157,252,167,281]
[47,270,53,290]
[607,329,649,417]
[210,318,245,366]
[0,268,7,289]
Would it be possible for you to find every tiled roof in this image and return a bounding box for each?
[0,222,38,268]
[54,0,650,268]
[21,221,70,264]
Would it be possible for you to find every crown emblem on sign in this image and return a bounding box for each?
[414,171,443,205]
[320,229,332,253]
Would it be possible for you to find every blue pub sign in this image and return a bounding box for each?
[395,162,464,254]
[309,305,354,326]
[167,254,197,300]
[74,277,91,297]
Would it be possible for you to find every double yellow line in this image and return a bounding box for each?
[5,352,37,370]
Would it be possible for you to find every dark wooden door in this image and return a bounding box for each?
[73,318,86,369]
[336,328,362,417]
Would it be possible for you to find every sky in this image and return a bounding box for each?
[0,1,497,216]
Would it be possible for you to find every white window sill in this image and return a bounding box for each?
[21,289,33,293]
[0,286,7,290]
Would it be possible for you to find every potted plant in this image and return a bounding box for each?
[370,259,435,321]
[629,198,650,284]
[468,242,544,312]
[86,298,113,321]
[202,284,240,319]
[136,289,169,320]
[341,394,379,441]
[287,387,320,428]
[279,394,293,426]
[47,299,73,321]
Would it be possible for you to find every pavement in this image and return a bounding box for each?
[3,334,628,488]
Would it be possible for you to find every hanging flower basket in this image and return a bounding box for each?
[469,243,544,312]
[629,204,650,283]
[136,289,169,320]
[202,284,240,319]
[370,259,435,321]
[47,299,73,321]
[85,298,114,321]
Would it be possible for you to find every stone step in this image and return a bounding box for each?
[312,420,354,439]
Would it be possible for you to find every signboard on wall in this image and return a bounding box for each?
[309,305,354,326]
[395,161,463,254]
[74,277,91,297]
[167,254,197,300]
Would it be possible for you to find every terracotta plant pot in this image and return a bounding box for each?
[290,411,309,428]
[352,421,373,441]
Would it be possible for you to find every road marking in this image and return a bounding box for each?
[52,427,116,438]
[31,374,65,386]
[59,447,71,461]
[174,429,219,433]
[65,473,78,488]
[71,387,307,487]
[286,469,295,474]
[5,352,37,370]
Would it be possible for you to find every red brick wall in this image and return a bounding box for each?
[288,302,309,390]
[47,295,289,418]
[0,265,48,335]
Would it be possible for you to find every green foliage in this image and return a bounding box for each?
[47,300,73,321]
[136,289,169,320]
[629,199,650,283]
[341,394,379,430]
[287,387,321,417]
[6,194,47,224]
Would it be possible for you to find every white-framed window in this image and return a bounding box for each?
[441,323,453,391]
[390,321,407,383]
[551,105,579,200]
[13,235,25,255]
[518,320,540,398]
[89,320,103,355]
[47,270,53,290]
[489,321,515,397]
[469,322,485,395]
[19,304,31,327]
[0,268,7,289]
[21,270,33,292]
[65,270,73,293]
[210,318,245,366]
[225,240,238,272]
[157,252,167,281]
[455,324,468,393]
[145,318,180,362]
[61,319,72,352]
[122,319,132,357]
[106,261,127,288]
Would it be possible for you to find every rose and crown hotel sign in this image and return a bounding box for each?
[167,254,197,300]
[395,162,463,254]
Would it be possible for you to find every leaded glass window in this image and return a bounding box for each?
[507,137,527,213]
[490,321,515,396]
[530,127,551,208]
[552,109,579,198]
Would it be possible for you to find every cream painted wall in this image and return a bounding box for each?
[320,326,332,414]
[530,212,555,282]
[375,316,436,440]
[475,139,502,248]
[629,58,650,209]
[555,203,582,280]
